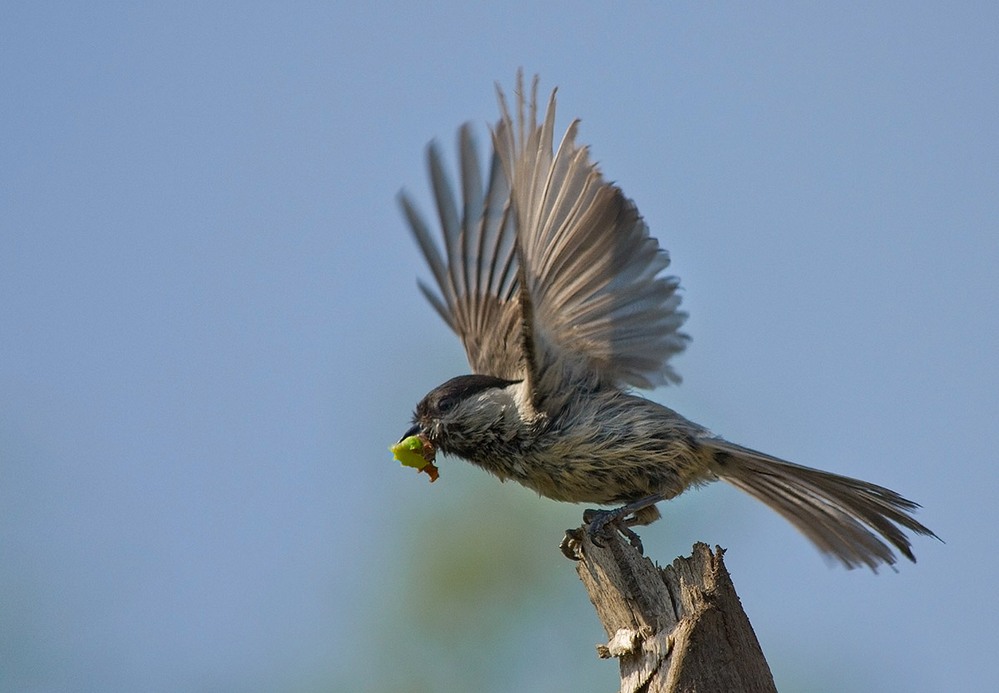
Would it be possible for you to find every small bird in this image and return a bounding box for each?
[396,73,935,570]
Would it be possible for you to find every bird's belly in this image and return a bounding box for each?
[470,444,703,506]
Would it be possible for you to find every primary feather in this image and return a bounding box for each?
[398,72,689,397]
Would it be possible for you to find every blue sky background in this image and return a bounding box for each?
[2,3,996,691]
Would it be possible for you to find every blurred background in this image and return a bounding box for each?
[2,3,996,691]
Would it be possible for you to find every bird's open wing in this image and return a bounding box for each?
[400,74,688,398]
[491,74,688,400]
[398,124,525,380]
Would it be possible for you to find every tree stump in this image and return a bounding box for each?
[564,530,777,693]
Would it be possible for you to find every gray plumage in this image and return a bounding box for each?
[397,72,935,571]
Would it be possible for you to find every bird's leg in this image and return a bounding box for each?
[583,495,664,554]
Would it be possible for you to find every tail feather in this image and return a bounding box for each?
[705,440,938,571]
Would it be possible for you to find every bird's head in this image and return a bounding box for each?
[401,374,522,459]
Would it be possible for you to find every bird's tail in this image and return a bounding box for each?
[704,439,937,571]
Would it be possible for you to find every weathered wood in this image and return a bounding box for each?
[564,530,777,693]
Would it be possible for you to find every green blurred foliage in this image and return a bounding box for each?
[338,462,615,692]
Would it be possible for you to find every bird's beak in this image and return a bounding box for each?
[398,424,421,444]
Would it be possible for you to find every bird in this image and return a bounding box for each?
[395,73,936,571]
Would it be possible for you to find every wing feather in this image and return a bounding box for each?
[492,73,689,395]
[401,73,689,397]
[398,125,522,379]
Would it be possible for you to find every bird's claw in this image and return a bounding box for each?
[582,508,645,554]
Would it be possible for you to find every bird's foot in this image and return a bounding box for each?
[560,521,642,558]
[583,508,646,554]
[580,496,664,555]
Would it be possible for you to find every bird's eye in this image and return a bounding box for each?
[438,395,459,413]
